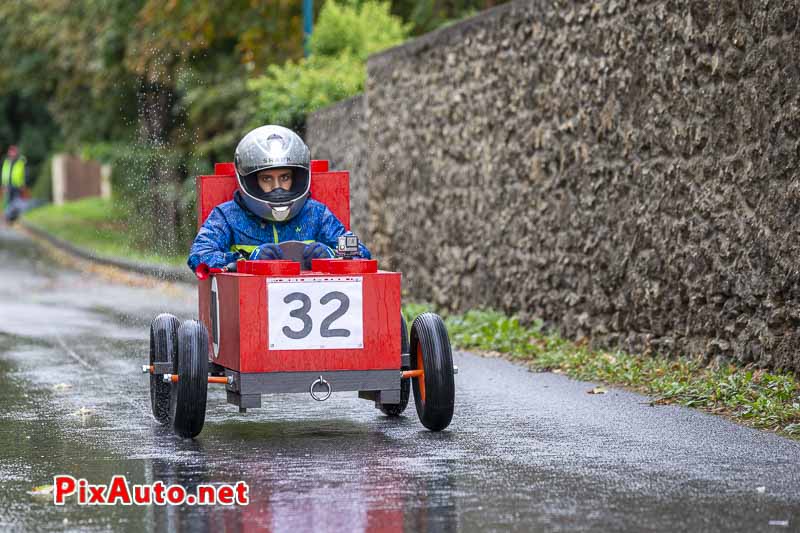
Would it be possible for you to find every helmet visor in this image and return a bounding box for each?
[240,167,310,206]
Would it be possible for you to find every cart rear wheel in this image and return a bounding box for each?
[410,313,455,431]
[149,313,179,424]
[379,316,411,417]
[170,320,209,439]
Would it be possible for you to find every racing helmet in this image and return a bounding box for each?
[234,125,311,222]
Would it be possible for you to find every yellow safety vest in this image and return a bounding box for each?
[1,157,25,188]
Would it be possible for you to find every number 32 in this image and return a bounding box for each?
[282,291,351,339]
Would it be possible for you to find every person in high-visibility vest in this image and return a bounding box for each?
[1,145,26,212]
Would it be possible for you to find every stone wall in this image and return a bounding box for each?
[305,95,369,236]
[308,0,800,373]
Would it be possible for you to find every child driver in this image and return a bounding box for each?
[187,125,370,272]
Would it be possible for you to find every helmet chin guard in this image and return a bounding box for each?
[271,206,292,221]
[234,125,311,222]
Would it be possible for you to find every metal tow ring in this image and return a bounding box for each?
[310,375,332,401]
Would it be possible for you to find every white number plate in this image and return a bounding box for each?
[267,277,364,350]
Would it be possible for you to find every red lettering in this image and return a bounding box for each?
[235,482,249,505]
[133,485,151,504]
[88,485,106,504]
[166,485,186,505]
[106,476,132,505]
[52,476,250,507]
[197,485,215,505]
[218,485,234,505]
[53,476,77,505]
[152,482,166,505]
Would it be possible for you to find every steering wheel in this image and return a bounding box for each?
[277,240,309,264]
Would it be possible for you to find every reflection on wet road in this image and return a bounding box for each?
[0,227,798,532]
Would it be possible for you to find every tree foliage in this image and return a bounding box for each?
[0,0,503,254]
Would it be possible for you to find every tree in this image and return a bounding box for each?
[0,0,309,251]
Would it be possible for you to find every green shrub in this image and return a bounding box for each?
[249,0,409,129]
[249,53,364,131]
[309,0,410,60]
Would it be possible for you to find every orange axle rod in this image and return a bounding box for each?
[161,373,228,384]
[147,365,228,384]
[401,369,424,379]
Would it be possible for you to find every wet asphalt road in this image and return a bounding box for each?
[0,227,799,532]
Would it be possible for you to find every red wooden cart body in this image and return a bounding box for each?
[195,161,402,405]
[198,270,401,373]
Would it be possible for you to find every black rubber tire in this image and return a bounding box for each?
[170,320,209,439]
[410,313,455,431]
[149,313,179,425]
[379,316,411,417]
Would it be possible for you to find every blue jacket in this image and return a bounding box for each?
[187,193,371,271]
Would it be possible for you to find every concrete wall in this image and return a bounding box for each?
[52,154,111,205]
[308,0,800,373]
[305,95,369,236]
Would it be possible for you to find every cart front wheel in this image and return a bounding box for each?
[170,320,209,438]
[149,313,179,424]
[410,313,455,431]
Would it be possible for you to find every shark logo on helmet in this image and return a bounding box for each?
[256,133,291,160]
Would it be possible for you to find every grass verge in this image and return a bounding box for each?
[23,198,186,267]
[403,305,800,439]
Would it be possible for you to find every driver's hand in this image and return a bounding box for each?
[302,242,334,269]
[249,243,284,260]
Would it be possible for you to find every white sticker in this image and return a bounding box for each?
[267,277,363,350]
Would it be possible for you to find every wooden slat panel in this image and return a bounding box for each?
[238,271,401,373]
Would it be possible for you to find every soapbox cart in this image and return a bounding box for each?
[142,161,456,438]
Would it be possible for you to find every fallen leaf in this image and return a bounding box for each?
[29,484,54,496]
[552,369,564,374]
[53,383,72,391]
[588,386,607,395]
[650,397,672,406]
[756,486,766,494]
